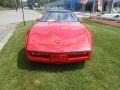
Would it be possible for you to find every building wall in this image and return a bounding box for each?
[64,0,97,11]
[71,0,79,11]
[64,0,113,12]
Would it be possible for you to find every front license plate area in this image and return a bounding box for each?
[50,54,68,63]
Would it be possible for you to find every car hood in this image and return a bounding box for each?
[26,22,92,52]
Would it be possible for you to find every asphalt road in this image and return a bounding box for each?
[0,9,42,50]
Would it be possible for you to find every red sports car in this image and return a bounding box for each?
[25,10,93,64]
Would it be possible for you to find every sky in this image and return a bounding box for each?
[23,0,27,1]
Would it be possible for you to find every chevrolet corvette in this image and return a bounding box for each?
[25,10,93,64]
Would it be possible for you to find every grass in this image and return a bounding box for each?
[0,21,120,90]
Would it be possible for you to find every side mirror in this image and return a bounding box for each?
[36,18,41,22]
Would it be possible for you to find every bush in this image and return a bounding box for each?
[0,0,19,7]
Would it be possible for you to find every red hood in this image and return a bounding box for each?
[26,22,92,52]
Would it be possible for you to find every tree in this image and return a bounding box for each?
[27,0,57,6]
[0,0,20,7]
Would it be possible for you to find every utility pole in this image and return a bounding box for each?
[82,4,85,14]
[82,3,85,18]
[111,0,114,13]
[15,0,18,11]
[21,0,25,26]
[92,0,95,15]
[48,0,50,3]
[107,0,110,13]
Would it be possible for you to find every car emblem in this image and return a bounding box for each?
[55,40,61,44]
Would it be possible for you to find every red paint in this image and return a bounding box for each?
[25,22,93,64]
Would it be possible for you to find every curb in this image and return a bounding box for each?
[0,26,16,51]
[87,19,120,27]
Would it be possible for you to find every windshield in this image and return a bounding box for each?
[41,12,79,22]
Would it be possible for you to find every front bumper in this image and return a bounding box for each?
[26,52,92,64]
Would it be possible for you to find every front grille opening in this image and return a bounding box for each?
[69,52,89,58]
[29,51,49,58]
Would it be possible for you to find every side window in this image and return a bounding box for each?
[115,15,119,18]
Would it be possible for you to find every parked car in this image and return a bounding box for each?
[46,7,65,11]
[25,10,93,64]
[97,13,120,22]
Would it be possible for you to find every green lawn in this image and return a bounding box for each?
[0,21,120,90]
